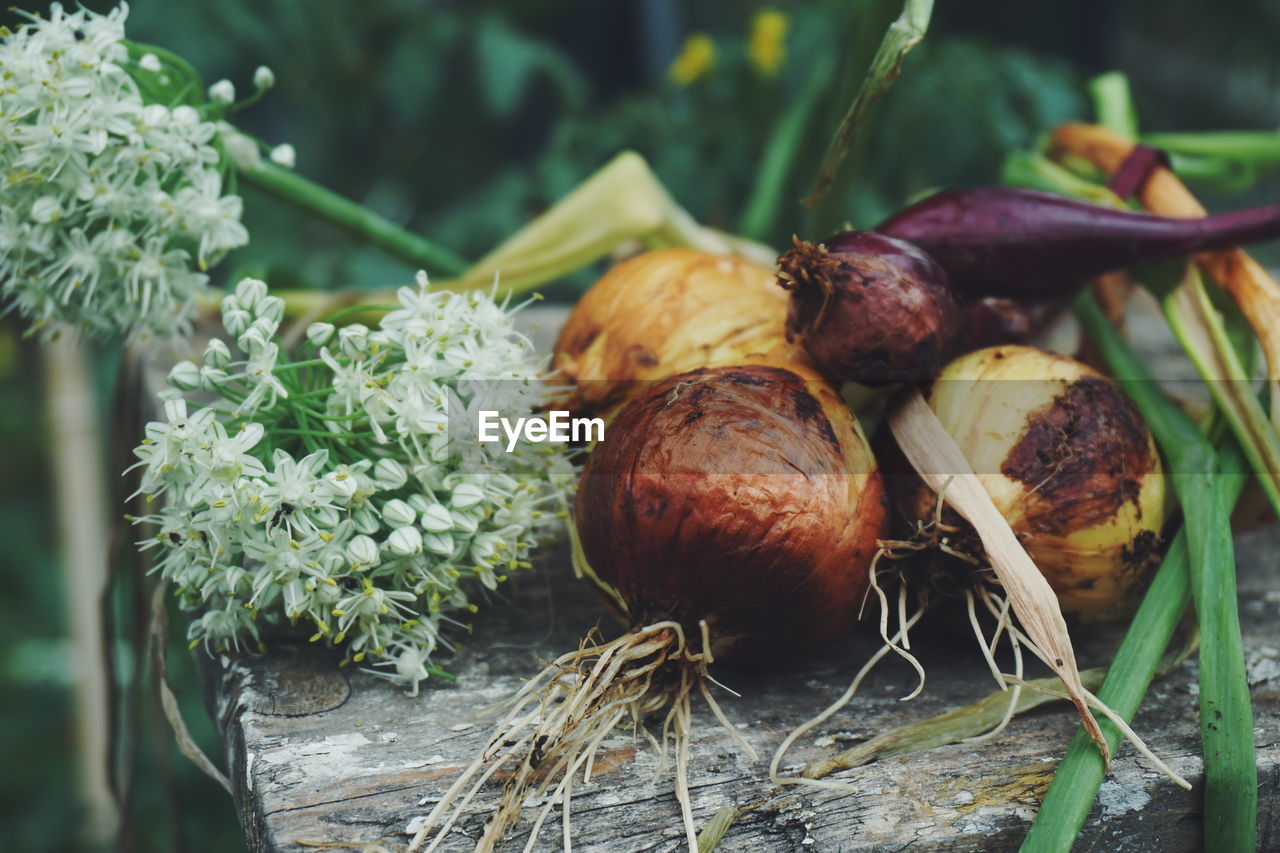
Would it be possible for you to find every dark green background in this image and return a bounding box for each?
[2,0,1278,850]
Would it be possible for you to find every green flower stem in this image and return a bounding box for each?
[274,151,776,323]
[1026,292,1256,853]
[237,161,469,276]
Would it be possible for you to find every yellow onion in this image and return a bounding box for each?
[553,248,799,417]
[890,344,1166,618]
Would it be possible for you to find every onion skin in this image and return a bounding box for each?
[575,359,887,660]
[877,186,1280,300]
[962,296,1067,349]
[889,345,1166,618]
[777,231,962,384]
[554,249,797,417]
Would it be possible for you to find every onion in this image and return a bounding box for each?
[553,248,797,416]
[411,358,886,853]
[876,186,1280,300]
[888,344,1167,618]
[577,358,887,657]
[777,231,962,384]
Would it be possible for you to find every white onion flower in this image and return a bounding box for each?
[208,79,236,104]
[0,3,249,338]
[269,143,296,169]
[130,275,574,692]
[253,65,276,90]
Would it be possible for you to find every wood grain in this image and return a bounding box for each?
[195,304,1280,852]
[201,524,1280,852]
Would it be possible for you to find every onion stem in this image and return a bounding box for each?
[1002,132,1280,521]
[804,0,934,228]
[237,161,469,276]
[1027,292,1257,853]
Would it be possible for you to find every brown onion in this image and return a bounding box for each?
[553,248,798,417]
[416,359,886,851]
[777,231,962,384]
[577,358,887,657]
[885,345,1166,618]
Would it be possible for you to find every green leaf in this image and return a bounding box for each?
[473,16,586,120]
[802,0,934,214]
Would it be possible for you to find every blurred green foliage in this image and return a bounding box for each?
[4,1,1280,851]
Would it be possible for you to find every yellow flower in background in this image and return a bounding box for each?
[669,32,716,86]
[748,8,789,77]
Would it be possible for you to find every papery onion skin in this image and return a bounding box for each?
[575,359,887,660]
[554,249,799,418]
[777,231,962,384]
[892,345,1166,618]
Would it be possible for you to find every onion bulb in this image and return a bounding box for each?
[412,359,885,852]
[890,344,1166,618]
[577,358,887,657]
[553,249,797,417]
[777,231,962,384]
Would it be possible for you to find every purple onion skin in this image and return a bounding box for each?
[876,187,1280,299]
[962,296,1067,349]
[778,231,962,384]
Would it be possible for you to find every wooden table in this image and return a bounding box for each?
[198,303,1279,851]
[203,521,1280,852]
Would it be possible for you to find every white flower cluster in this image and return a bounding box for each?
[0,4,248,338]
[131,275,573,691]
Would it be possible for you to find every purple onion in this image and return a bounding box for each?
[876,186,1280,299]
[777,231,962,384]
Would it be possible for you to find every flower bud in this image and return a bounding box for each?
[424,531,454,557]
[222,306,251,338]
[168,360,201,390]
[236,324,269,354]
[218,127,261,171]
[373,458,407,489]
[387,526,423,557]
[208,79,236,104]
[348,535,380,568]
[257,295,285,325]
[200,366,229,391]
[338,324,369,357]
[351,505,380,535]
[306,322,335,348]
[381,498,416,527]
[234,278,269,312]
[269,144,296,169]
[253,65,276,90]
[420,503,453,532]
[450,482,485,509]
[203,338,231,368]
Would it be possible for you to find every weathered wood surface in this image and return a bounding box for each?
[202,522,1280,853]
